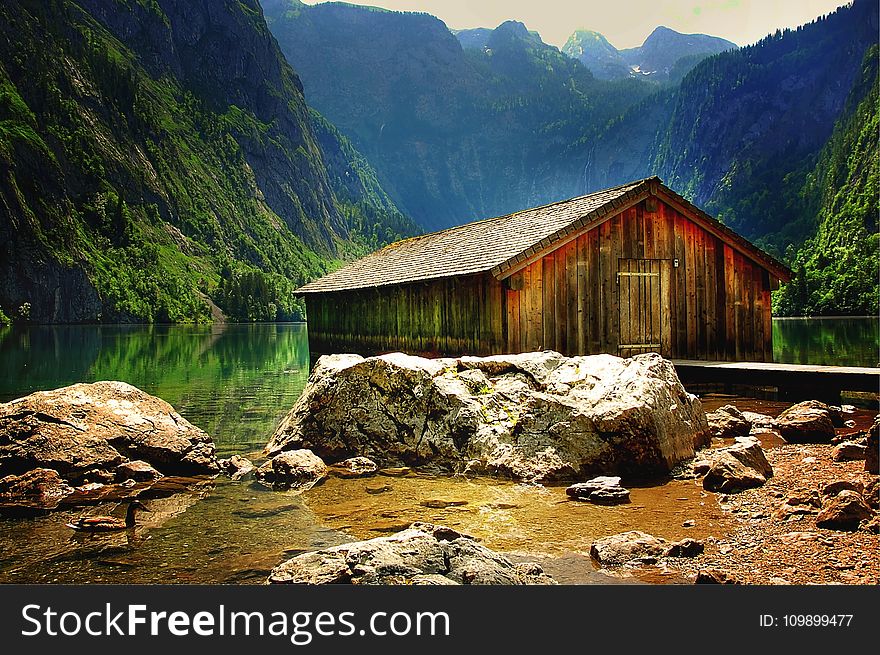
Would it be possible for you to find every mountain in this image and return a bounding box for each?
[564,25,735,83]
[0,0,415,323]
[263,1,653,231]
[621,27,736,80]
[562,30,630,80]
[452,27,495,51]
[575,0,878,314]
[773,45,879,316]
[652,0,878,248]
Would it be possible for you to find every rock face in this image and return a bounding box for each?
[566,476,630,505]
[700,437,773,492]
[815,490,874,531]
[866,416,879,474]
[775,400,840,443]
[256,449,326,491]
[268,523,555,585]
[706,405,751,438]
[0,382,218,484]
[266,352,709,482]
[590,531,703,566]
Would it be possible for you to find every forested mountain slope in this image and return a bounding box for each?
[0,0,415,323]
[263,0,653,231]
[773,45,879,316]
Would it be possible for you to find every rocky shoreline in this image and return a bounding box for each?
[1,352,877,585]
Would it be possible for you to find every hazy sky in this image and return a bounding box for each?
[299,0,852,49]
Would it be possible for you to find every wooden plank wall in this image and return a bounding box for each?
[305,273,505,357]
[503,199,773,361]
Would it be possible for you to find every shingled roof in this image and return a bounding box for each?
[297,177,791,294]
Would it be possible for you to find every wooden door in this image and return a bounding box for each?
[617,259,666,357]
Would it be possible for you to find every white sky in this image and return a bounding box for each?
[298,0,852,49]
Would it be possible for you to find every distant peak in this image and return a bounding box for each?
[495,20,530,37]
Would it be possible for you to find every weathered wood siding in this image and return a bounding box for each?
[502,198,773,361]
[305,197,774,361]
[305,273,505,357]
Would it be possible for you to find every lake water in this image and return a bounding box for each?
[0,318,876,584]
[772,317,878,368]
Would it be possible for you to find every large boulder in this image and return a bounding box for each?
[774,400,839,443]
[265,352,709,482]
[700,437,773,492]
[268,523,555,585]
[0,382,218,483]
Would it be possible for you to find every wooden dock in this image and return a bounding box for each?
[671,360,879,403]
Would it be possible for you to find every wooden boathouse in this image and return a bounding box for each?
[297,177,792,361]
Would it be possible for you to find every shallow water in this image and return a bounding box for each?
[0,469,734,585]
[0,321,875,584]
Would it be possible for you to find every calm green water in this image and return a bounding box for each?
[772,317,879,368]
[0,319,875,584]
[0,323,312,456]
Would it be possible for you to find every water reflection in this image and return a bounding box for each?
[0,323,311,456]
[772,317,879,367]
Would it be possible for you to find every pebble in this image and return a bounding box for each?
[365,483,392,494]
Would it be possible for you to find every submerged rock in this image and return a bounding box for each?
[365,482,393,494]
[565,476,630,505]
[589,530,703,566]
[700,437,773,493]
[265,351,708,482]
[256,449,326,491]
[218,455,255,481]
[268,522,555,585]
[694,568,742,584]
[329,456,378,478]
[0,382,218,484]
